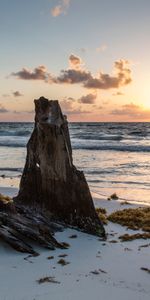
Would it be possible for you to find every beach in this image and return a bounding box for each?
[1,0,150,298]
[0,121,150,300]
[0,184,150,300]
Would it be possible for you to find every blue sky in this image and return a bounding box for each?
[1,0,150,121]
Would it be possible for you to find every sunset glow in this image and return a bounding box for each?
[1,0,150,122]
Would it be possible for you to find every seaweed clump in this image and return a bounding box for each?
[0,193,15,213]
[0,193,12,203]
[96,208,108,225]
[107,193,119,201]
[108,207,150,232]
[119,232,150,242]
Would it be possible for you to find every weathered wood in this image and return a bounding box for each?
[14,97,105,237]
[0,96,105,254]
[0,200,65,253]
[0,225,36,254]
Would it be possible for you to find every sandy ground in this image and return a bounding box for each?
[0,187,150,300]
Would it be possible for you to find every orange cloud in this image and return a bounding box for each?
[57,58,132,89]
[13,91,23,97]
[51,0,70,17]
[69,54,83,70]
[11,56,132,90]
[0,104,8,113]
[112,91,124,96]
[111,103,150,120]
[60,98,90,116]
[78,93,97,104]
[12,65,53,82]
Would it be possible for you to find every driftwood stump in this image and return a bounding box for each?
[0,97,105,254]
[14,97,105,236]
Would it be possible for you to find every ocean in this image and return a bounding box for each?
[0,122,150,204]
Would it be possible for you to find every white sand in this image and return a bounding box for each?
[0,187,150,300]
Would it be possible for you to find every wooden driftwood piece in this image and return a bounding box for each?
[14,97,105,237]
[0,197,65,253]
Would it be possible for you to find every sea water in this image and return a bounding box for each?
[0,122,150,204]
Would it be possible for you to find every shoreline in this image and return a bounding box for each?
[1,176,150,207]
[0,186,150,300]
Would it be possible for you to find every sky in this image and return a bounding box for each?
[1,0,150,122]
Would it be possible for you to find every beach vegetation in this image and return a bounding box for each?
[57,258,70,266]
[108,207,150,232]
[96,207,108,225]
[120,201,132,205]
[37,276,60,284]
[0,193,12,203]
[110,193,119,200]
[119,232,150,241]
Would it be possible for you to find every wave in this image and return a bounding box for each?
[129,130,147,136]
[72,143,150,152]
[0,141,26,147]
[1,140,150,152]
[88,178,150,186]
[71,135,123,141]
[0,130,31,137]
[0,167,23,172]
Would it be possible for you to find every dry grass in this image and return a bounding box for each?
[119,233,150,242]
[69,234,77,238]
[58,254,68,258]
[61,242,70,248]
[37,276,60,284]
[120,201,132,205]
[107,193,119,201]
[0,193,12,203]
[57,258,70,266]
[96,207,108,225]
[108,207,150,232]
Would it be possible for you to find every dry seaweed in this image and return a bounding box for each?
[57,258,70,266]
[69,234,77,238]
[0,193,12,203]
[110,193,119,200]
[96,207,108,225]
[120,201,132,205]
[37,276,60,284]
[108,207,150,232]
[119,233,150,242]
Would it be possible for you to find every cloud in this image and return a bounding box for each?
[11,56,132,90]
[69,54,82,70]
[11,65,52,82]
[96,44,107,53]
[111,103,150,119]
[78,93,97,104]
[56,69,91,84]
[13,91,23,97]
[80,48,87,53]
[60,99,90,115]
[12,110,34,114]
[84,60,132,89]
[0,104,9,113]
[51,0,70,17]
[56,58,132,89]
[112,91,124,96]
[2,94,10,98]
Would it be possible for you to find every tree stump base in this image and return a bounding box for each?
[0,97,105,253]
